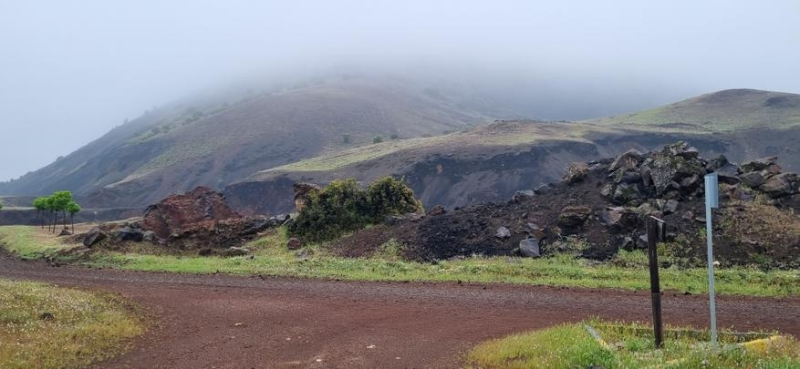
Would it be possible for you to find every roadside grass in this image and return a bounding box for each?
[465,319,800,369]
[0,278,144,369]
[2,226,798,297]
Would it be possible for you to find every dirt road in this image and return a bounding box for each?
[2,254,799,368]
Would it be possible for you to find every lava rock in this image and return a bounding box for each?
[610,149,643,172]
[738,172,766,187]
[142,231,157,243]
[427,205,446,216]
[495,226,511,239]
[115,226,144,242]
[533,184,554,195]
[564,162,589,184]
[601,207,639,233]
[662,199,679,215]
[760,173,799,198]
[558,206,592,227]
[739,156,778,174]
[83,227,107,247]
[287,237,303,250]
[519,238,541,257]
[224,246,249,257]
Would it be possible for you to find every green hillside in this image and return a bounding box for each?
[592,89,800,132]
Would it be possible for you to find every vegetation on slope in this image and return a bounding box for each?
[0,279,144,369]
[287,177,423,242]
[593,89,800,132]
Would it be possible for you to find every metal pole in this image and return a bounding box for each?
[647,216,664,349]
[706,202,718,347]
[704,172,719,348]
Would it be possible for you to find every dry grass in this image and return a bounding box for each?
[0,279,144,369]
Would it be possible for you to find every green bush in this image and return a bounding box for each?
[373,135,384,144]
[288,177,423,242]
[342,134,351,144]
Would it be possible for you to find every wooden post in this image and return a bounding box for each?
[647,216,665,349]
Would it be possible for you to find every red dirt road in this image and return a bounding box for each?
[2,254,799,369]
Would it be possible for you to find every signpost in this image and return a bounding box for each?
[646,216,666,348]
[705,172,719,347]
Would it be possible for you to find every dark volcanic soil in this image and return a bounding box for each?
[2,252,799,368]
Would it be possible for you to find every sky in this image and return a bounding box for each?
[1,0,799,181]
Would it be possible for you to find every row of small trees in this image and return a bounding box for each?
[32,191,81,234]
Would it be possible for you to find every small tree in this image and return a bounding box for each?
[33,197,48,229]
[342,134,351,144]
[45,196,56,232]
[50,191,73,232]
[373,135,384,144]
[66,201,81,234]
[390,133,400,140]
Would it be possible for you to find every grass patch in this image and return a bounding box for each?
[0,278,144,369]
[1,226,799,297]
[465,319,800,368]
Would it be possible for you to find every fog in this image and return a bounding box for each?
[2,0,799,181]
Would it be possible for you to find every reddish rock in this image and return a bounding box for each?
[142,186,241,239]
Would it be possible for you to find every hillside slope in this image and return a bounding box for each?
[0,78,489,207]
[591,89,800,131]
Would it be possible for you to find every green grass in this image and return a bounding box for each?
[592,89,800,132]
[0,278,144,369]
[261,120,600,173]
[2,226,798,297]
[465,319,800,368]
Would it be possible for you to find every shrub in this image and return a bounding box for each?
[342,134,351,144]
[373,135,384,144]
[288,177,423,242]
[390,133,400,140]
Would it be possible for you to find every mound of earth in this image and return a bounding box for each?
[331,142,800,269]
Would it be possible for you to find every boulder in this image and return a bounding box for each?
[601,207,639,233]
[662,199,679,215]
[142,186,241,239]
[706,154,729,172]
[636,234,649,249]
[293,182,322,212]
[525,223,545,239]
[495,226,511,239]
[519,238,541,257]
[563,162,589,184]
[58,227,72,236]
[738,172,765,187]
[83,226,107,247]
[287,237,303,250]
[558,206,592,227]
[115,226,144,242]
[427,205,446,216]
[760,173,799,198]
[511,190,535,202]
[533,184,553,195]
[240,216,278,236]
[609,149,643,172]
[142,231,157,243]
[649,151,704,195]
[612,183,643,205]
[224,246,249,257]
[619,236,635,251]
[739,156,778,174]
